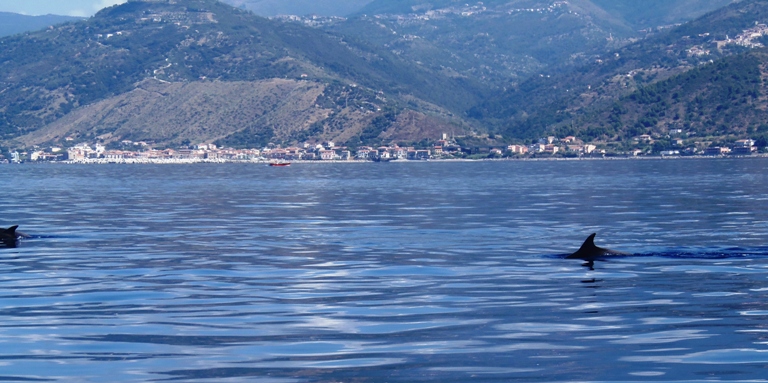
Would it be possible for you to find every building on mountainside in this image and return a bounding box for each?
[732,139,756,155]
[529,143,546,153]
[406,150,431,160]
[356,147,375,160]
[507,145,528,155]
[704,147,731,156]
[544,145,559,154]
[735,139,755,148]
[635,134,653,143]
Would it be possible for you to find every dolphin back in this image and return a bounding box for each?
[4,225,18,236]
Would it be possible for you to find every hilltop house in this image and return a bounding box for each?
[319,150,336,160]
[733,139,756,155]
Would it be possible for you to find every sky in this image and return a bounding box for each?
[0,0,127,17]
[0,0,373,18]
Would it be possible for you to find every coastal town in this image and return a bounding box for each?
[2,131,765,164]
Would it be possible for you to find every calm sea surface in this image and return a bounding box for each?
[3,159,768,382]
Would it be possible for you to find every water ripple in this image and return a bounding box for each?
[4,160,768,381]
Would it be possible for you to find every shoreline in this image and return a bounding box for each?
[5,153,768,165]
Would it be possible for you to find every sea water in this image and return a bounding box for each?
[2,159,768,382]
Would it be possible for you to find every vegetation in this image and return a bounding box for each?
[216,126,275,148]
[612,51,766,138]
[356,108,398,145]
[470,0,768,142]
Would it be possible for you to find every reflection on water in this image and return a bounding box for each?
[2,159,768,382]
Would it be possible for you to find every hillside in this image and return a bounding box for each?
[356,0,733,29]
[315,0,736,89]
[579,49,768,144]
[0,0,482,149]
[326,0,635,88]
[469,0,768,142]
[0,12,82,37]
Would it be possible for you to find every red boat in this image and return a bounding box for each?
[269,162,291,167]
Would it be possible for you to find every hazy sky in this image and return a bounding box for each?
[0,0,372,18]
[0,0,127,17]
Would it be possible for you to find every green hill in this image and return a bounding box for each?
[469,0,768,143]
[582,49,768,142]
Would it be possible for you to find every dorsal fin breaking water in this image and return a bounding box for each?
[1,225,20,248]
[566,233,629,261]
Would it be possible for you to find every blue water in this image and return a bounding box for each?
[3,159,768,382]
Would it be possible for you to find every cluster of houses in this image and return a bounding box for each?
[721,23,768,49]
[6,134,564,163]
[273,14,346,28]
[3,132,764,164]
[506,1,569,15]
[364,0,569,22]
[64,142,260,162]
[276,0,572,27]
[17,140,438,163]
[687,24,768,57]
[656,139,757,157]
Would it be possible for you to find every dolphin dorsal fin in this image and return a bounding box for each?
[5,225,18,235]
[578,233,598,251]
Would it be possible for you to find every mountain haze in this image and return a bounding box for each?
[0,12,82,37]
[589,0,735,29]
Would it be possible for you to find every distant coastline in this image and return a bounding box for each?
[3,153,765,165]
